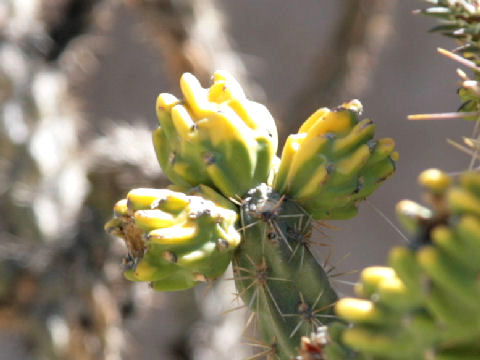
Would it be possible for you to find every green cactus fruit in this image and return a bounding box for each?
[326,169,480,360]
[153,70,278,199]
[233,183,339,360]
[274,100,398,220]
[105,187,241,291]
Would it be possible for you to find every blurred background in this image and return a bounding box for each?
[0,0,473,359]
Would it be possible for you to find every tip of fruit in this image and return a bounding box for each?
[341,99,363,114]
[418,168,451,193]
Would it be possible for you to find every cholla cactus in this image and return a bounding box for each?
[326,169,480,360]
[107,71,397,359]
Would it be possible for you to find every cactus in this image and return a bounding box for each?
[100,1,480,359]
[106,70,397,358]
[325,169,480,360]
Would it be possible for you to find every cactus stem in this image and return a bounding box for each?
[233,184,341,357]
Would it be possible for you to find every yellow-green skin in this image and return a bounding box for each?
[153,71,278,199]
[274,100,397,220]
[105,186,241,291]
[326,170,480,360]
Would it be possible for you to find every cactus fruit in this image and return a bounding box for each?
[153,71,278,199]
[274,100,398,220]
[326,169,480,360]
[105,187,241,291]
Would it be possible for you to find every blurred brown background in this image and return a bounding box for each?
[0,0,472,359]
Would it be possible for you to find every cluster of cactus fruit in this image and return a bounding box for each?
[105,70,398,358]
[105,185,241,291]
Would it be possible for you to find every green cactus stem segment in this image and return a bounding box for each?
[233,183,338,360]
